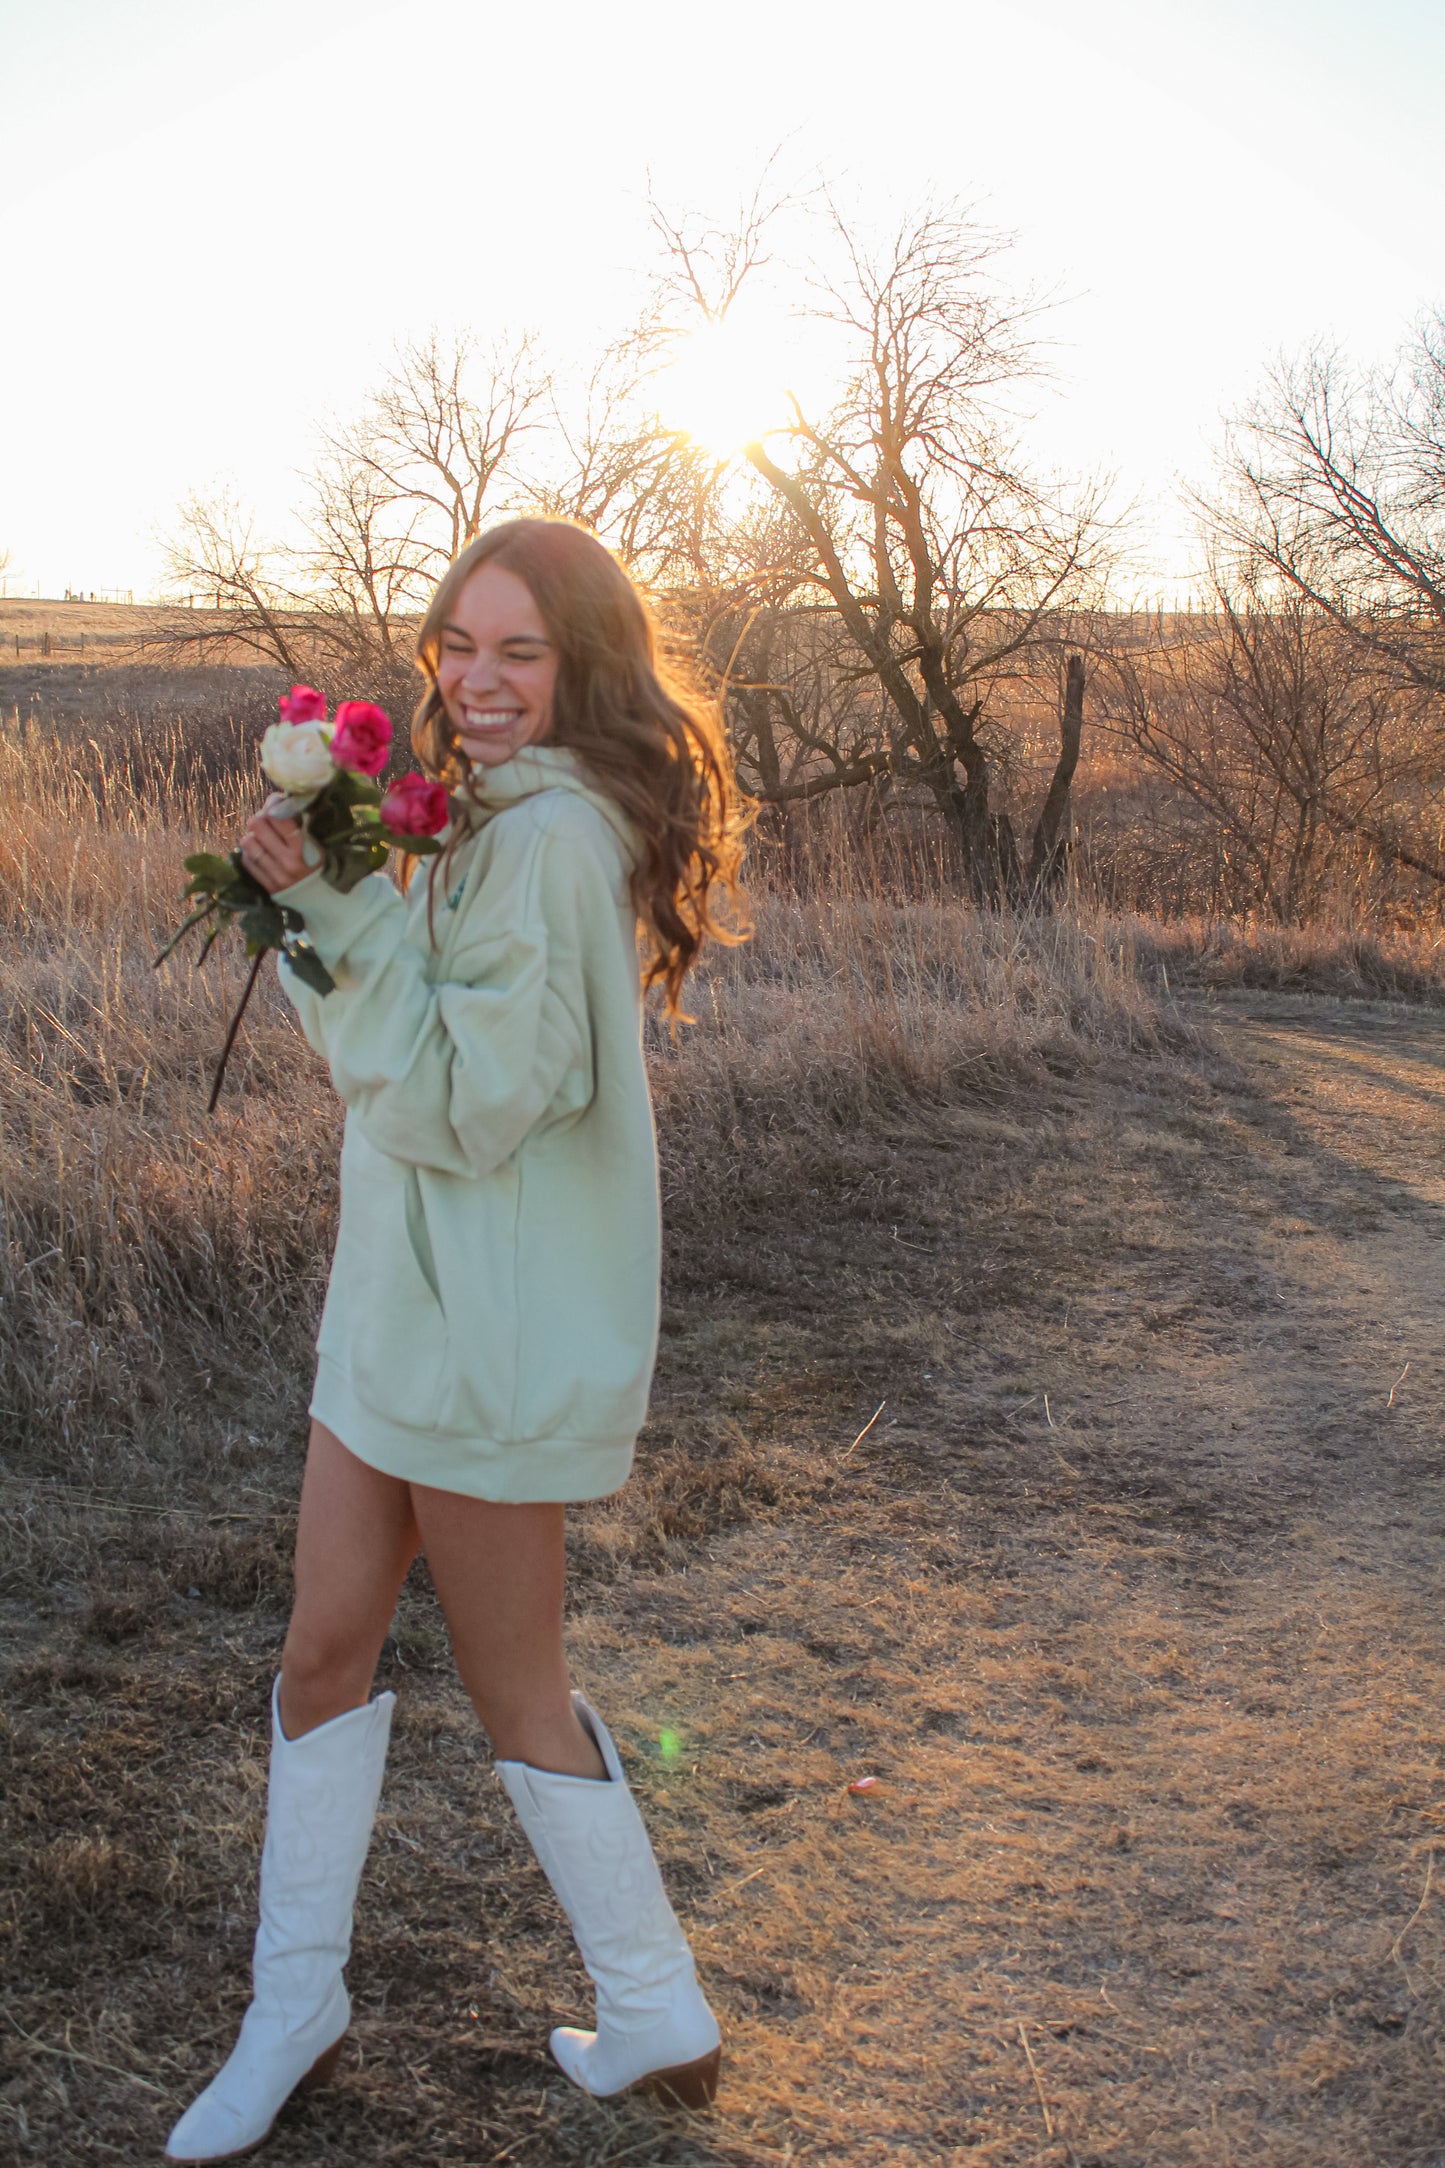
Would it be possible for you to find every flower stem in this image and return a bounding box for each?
[207,948,268,1114]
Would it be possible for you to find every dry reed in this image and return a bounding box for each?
[0,713,1174,1522]
[6,704,1437,1558]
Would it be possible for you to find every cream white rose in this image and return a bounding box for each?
[260,719,335,798]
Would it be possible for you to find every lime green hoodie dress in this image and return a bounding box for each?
[274,746,659,1503]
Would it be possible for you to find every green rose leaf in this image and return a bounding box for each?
[210,852,269,913]
[240,902,287,953]
[377,828,443,854]
[281,939,336,996]
[327,770,382,812]
[328,840,390,893]
[305,802,346,848]
[183,851,236,891]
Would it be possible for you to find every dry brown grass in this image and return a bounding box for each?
[7,703,1445,2164]
[0,713,1172,1503]
[0,598,277,671]
[1125,915,1445,1006]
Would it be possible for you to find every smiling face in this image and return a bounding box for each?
[435,561,559,769]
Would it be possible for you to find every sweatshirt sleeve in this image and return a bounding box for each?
[275,811,599,1178]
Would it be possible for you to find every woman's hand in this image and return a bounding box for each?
[240,795,313,895]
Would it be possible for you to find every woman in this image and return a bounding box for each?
[164,519,746,2164]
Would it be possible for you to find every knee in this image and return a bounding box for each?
[281,1611,377,1728]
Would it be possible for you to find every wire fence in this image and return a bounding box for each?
[0,588,136,605]
[3,631,142,660]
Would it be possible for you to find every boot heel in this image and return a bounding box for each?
[295,2035,346,2094]
[639,2044,721,2110]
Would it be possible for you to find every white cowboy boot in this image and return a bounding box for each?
[165,1681,395,2163]
[496,1693,721,2108]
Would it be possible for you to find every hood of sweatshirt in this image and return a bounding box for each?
[461,745,638,867]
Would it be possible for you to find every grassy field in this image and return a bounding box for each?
[5,701,1445,2164]
[0,597,261,660]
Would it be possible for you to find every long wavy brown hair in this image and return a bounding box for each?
[413,520,748,1015]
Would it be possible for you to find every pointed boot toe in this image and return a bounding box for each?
[164,2093,254,2166]
[549,2021,722,2107]
[164,2012,347,2162]
[166,1685,392,2162]
[498,1694,722,2110]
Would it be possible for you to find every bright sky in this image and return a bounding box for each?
[2,0,1441,600]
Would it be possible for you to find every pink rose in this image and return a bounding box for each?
[279,683,327,724]
[379,773,451,837]
[330,700,393,776]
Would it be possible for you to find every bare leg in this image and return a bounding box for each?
[165,1425,407,2158]
[413,1489,720,2106]
[407,1487,604,1779]
[279,1422,421,1739]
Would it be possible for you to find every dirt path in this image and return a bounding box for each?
[9,1001,1445,2167]
[570,1002,1445,2166]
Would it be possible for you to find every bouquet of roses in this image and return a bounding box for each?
[157,684,451,1108]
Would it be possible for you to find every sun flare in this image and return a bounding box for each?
[655,313,790,459]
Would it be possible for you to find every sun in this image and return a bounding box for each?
[655,313,790,459]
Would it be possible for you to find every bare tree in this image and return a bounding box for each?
[1097,327,1445,918]
[162,321,742,705]
[323,332,547,572]
[647,171,784,332]
[1219,321,1445,700]
[1099,545,1444,920]
[163,489,317,675]
[160,335,547,702]
[532,327,736,590]
[159,196,1113,886]
[302,450,430,676]
[1030,651,1085,893]
[653,198,1114,896]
